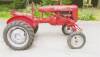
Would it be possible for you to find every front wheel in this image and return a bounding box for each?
[3,21,35,50]
[67,32,86,49]
[62,25,74,35]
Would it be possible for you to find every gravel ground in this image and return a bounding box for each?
[0,21,100,57]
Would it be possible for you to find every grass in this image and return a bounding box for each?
[0,4,12,20]
[91,8,100,21]
[0,11,11,19]
[79,8,96,21]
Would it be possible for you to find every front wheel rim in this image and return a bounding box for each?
[64,27,73,34]
[71,35,84,48]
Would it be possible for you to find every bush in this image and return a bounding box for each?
[0,4,11,19]
[42,0,72,5]
[42,0,54,5]
[13,0,28,9]
[77,0,83,7]
[79,9,96,21]
[0,11,10,19]
[62,0,72,5]
[72,0,83,7]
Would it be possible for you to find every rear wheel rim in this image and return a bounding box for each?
[7,26,29,48]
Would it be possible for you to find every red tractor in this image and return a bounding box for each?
[3,3,86,50]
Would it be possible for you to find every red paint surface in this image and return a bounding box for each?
[7,5,80,32]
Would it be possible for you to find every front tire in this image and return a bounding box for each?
[3,21,34,50]
[67,32,86,49]
[62,25,74,35]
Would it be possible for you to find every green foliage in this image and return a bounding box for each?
[13,0,21,6]
[71,0,83,7]
[13,0,27,9]
[0,4,11,19]
[33,0,41,4]
[62,0,72,5]
[79,9,96,21]
[42,0,72,5]
[77,0,83,7]
[34,5,41,17]
[42,0,55,5]
[0,0,97,21]
[0,11,10,19]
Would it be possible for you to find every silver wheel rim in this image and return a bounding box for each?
[7,26,29,48]
[71,35,84,48]
[64,27,73,34]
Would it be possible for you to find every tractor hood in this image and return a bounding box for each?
[39,5,78,12]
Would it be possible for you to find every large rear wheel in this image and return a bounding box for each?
[3,21,34,50]
[34,25,38,34]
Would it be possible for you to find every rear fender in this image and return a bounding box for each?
[7,16,37,28]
